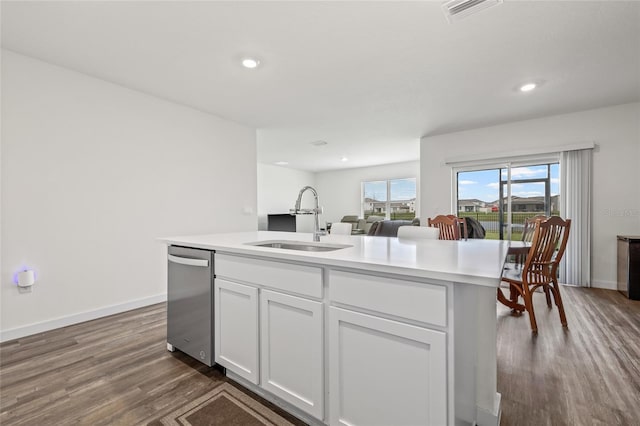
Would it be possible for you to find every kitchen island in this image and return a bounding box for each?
[160,231,510,426]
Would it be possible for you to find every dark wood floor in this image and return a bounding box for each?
[1,286,638,425]
[0,304,303,425]
[497,286,640,426]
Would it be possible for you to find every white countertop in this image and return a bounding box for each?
[160,231,518,287]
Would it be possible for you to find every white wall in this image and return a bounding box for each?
[420,103,640,289]
[315,161,420,225]
[257,163,316,233]
[1,50,257,340]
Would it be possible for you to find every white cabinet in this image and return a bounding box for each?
[214,253,325,420]
[329,306,447,426]
[214,278,259,384]
[216,253,323,298]
[330,269,447,327]
[260,290,324,419]
[214,253,451,425]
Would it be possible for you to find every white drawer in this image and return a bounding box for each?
[329,270,447,327]
[216,253,323,299]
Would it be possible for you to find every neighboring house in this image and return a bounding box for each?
[364,197,416,214]
[407,199,416,213]
[364,197,385,214]
[460,195,560,214]
[498,195,559,212]
[458,199,489,213]
[390,199,415,213]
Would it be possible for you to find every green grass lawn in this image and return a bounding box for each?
[458,211,559,224]
[390,213,416,220]
[365,212,416,220]
[485,231,523,240]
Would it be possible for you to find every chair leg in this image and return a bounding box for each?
[550,282,568,327]
[544,286,552,307]
[509,285,518,303]
[497,285,525,312]
[523,288,538,334]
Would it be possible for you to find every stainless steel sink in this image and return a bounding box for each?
[245,240,352,252]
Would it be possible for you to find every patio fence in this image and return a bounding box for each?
[457,211,559,238]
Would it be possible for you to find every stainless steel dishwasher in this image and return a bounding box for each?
[167,245,214,366]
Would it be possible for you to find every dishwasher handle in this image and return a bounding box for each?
[168,254,210,268]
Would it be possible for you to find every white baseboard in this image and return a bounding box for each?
[591,280,617,290]
[0,293,167,343]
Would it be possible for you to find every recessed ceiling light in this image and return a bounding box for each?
[340,157,348,162]
[519,83,537,92]
[242,58,260,69]
[274,161,288,166]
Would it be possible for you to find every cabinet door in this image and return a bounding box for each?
[329,307,447,426]
[214,279,259,384]
[260,290,324,420]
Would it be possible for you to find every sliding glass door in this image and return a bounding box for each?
[456,162,559,241]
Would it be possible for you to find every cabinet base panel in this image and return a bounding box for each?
[475,392,501,426]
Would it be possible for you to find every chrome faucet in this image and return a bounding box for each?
[290,186,326,242]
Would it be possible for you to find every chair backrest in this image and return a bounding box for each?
[446,215,468,240]
[331,222,353,235]
[397,226,440,240]
[428,215,464,240]
[524,216,571,285]
[522,215,547,242]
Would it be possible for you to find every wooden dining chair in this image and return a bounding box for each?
[497,216,572,333]
[428,215,463,240]
[446,215,468,241]
[512,215,548,267]
[521,215,548,243]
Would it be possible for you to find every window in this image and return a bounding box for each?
[456,162,559,240]
[363,178,416,220]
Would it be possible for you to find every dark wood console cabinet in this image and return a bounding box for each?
[618,236,640,300]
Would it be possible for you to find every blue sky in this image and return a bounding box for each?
[458,164,559,203]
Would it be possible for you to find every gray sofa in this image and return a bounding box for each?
[366,218,420,237]
[363,215,385,234]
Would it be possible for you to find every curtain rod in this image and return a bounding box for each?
[442,141,595,167]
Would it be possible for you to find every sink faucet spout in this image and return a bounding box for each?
[290,186,326,242]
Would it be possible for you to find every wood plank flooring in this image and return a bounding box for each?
[1,286,638,425]
[0,304,303,426]
[497,286,640,426]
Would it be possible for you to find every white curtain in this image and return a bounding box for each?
[560,149,593,286]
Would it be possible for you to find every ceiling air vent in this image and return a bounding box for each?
[442,0,503,23]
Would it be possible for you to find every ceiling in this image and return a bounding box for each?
[2,1,639,172]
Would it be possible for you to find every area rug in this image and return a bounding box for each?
[148,382,295,426]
